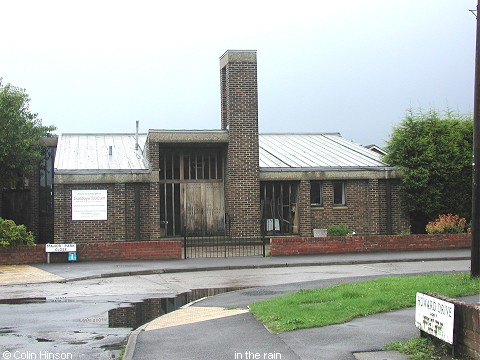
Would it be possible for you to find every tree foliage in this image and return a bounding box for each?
[0,217,35,247]
[0,79,55,188]
[384,108,472,229]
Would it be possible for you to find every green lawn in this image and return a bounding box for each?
[249,273,480,333]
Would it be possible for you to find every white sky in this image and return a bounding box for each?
[1,0,477,147]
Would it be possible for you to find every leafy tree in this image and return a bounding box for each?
[0,217,35,247]
[384,108,472,233]
[0,79,55,188]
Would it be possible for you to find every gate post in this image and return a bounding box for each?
[262,233,266,257]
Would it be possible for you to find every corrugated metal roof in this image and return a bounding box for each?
[55,134,149,174]
[54,132,389,175]
[259,133,390,170]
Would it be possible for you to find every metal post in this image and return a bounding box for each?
[183,226,187,260]
[472,1,480,277]
[262,233,266,257]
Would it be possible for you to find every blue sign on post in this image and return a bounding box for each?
[68,252,77,262]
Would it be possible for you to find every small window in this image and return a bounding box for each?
[310,181,323,206]
[333,181,346,205]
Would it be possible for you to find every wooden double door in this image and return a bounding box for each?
[160,181,225,237]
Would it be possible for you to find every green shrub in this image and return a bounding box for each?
[425,214,466,234]
[0,218,35,247]
[327,224,352,236]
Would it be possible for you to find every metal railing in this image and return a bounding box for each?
[183,214,266,258]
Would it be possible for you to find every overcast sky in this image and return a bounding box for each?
[1,0,477,147]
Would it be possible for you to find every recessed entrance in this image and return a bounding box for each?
[159,147,225,237]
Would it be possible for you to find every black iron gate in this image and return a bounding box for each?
[183,214,266,258]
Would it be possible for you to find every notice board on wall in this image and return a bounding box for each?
[72,190,108,221]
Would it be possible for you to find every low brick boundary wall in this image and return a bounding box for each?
[270,233,471,256]
[425,293,480,359]
[0,240,182,265]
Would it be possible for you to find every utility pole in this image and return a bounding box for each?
[472,1,480,277]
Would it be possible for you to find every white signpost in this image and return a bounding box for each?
[72,190,108,221]
[415,292,455,344]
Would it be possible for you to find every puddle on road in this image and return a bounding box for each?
[0,297,46,304]
[108,287,244,329]
[0,287,247,330]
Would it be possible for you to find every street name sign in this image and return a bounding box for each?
[415,292,455,344]
[45,244,77,253]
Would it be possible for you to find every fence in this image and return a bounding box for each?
[183,214,266,258]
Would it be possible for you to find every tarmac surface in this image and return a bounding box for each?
[0,249,477,360]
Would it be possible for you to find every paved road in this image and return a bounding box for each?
[0,250,475,360]
[0,259,470,300]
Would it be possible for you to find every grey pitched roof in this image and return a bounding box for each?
[54,133,149,174]
[54,132,390,175]
[259,133,390,170]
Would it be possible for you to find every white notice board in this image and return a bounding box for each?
[72,190,108,221]
[415,292,455,344]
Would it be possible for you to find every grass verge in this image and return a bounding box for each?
[249,273,480,333]
[117,346,125,360]
[386,337,452,360]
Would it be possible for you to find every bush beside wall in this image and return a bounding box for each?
[270,233,470,256]
[0,240,182,265]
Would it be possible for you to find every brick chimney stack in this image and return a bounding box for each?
[220,50,261,237]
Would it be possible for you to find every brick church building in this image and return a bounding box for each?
[2,50,410,244]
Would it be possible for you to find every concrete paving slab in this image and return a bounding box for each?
[144,306,249,331]
[353,351,409,360]
[0,265,63,284]
[133,312,301,360]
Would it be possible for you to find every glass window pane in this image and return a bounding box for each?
[333,182,346,205]
[310,181,323,205]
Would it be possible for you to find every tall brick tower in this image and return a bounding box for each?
[220,50,261,237]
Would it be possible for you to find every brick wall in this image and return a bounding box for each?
[54,182,160,243]
[390,179,409,233]
[221,50,261,237]
[147,141,160,172]
[270,233,470,256]
[298,180,312,236]
[424,293,480,359]
[309,179,409,236]
[0,234,468,264]
[0,240,182,265]
[0,244,47,265]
